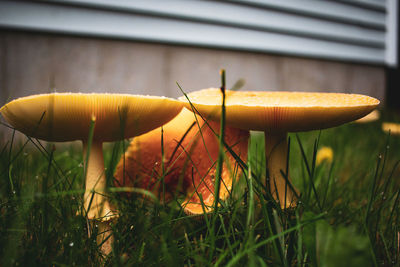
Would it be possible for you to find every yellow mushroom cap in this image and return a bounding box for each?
[180,88,380,132]
[354,110,380,123]
[0,93,183,142]
[382,122,400,135]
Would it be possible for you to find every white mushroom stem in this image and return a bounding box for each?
[83,140,115,255]
[264,131,297,208]
[83,140,113,219]
[95,220,114,257]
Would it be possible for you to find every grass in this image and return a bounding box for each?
[1,91,400,266]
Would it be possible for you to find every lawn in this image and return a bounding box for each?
[0,102,399,266]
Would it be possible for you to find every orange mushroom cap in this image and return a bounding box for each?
[114,108,249,214]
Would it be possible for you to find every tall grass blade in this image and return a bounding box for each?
[365,156,381,226]
[209,69,227,261]
[225,212,326,267]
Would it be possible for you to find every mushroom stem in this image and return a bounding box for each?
[94,220,114,257]
[83,140,114,220]
[83,140,115,255]
[264,131,297,208]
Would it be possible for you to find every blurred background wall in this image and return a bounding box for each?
[0,0,398,106]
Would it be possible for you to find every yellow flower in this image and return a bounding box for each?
[316,146,334,165]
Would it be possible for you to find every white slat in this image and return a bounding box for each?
[233,0,386,29]
[51,0,385,47]
[333,0,386,11]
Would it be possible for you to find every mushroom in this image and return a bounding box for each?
[180,88,380,208]
[0,92,183,254]
[354,109,380,123]
[382,122,400,135]
[114,108,249,215]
